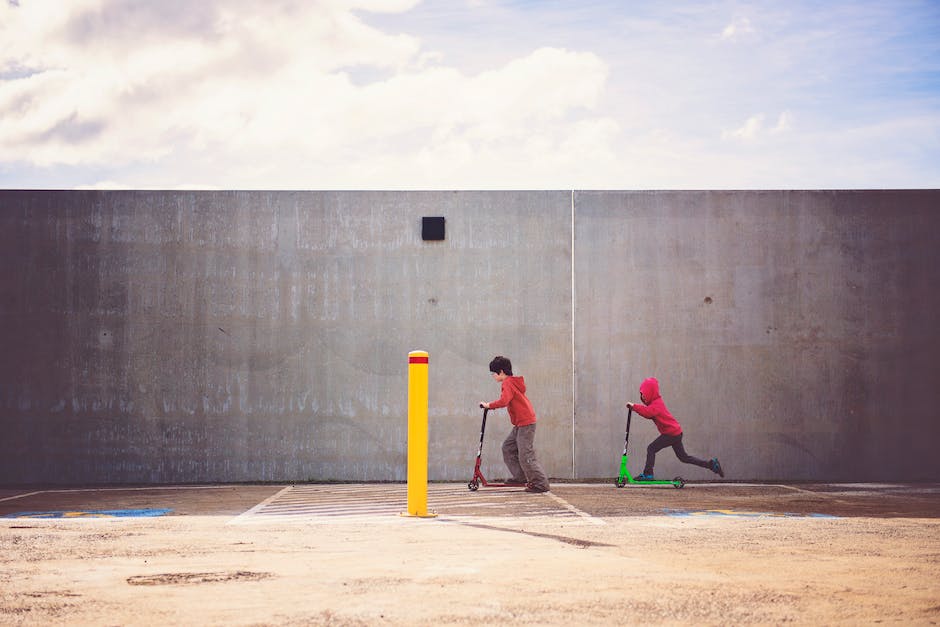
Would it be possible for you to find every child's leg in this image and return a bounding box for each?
[670,434,712,469]
[644,434,675,475]
[501,427,526,483]
[515,424,549,491]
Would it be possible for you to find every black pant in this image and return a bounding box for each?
[643,433,711,475]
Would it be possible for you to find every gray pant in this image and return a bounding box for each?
[502,423,550,491]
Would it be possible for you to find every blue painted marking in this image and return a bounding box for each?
[664,508,838,519]
[3,508,173,519]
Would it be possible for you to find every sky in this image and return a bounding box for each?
[1,0,938,190]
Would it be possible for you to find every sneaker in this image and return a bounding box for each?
[524,483,549,493]
[711,458,724,478]
[634,473,655,482]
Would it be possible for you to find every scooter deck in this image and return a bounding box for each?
[468,457,527,491]
[616,454,685,488]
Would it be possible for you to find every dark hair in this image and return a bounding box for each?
[489,356,513,376]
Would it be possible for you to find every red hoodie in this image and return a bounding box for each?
[632,377,682,436]
[488,376,536,427]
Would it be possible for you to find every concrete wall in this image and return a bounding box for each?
[1,190,937,484]
[0,191,573,484]
[574,190,940,481]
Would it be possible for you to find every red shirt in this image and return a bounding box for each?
[488,376,537,427]
[632,377,682,436]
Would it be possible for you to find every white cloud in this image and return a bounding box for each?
[771,111,793,134]
[0,0,615,188]
[722,111,793,142]
[74,180,132,190]
[0,1,425,160]
[720,16,755,42]
[1,2,937,189]
[723,113,765,141]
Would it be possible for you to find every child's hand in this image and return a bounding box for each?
[626,402,635,409]
[479,402,490,409]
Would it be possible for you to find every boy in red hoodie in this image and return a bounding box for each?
[480,356,550,493]
[627,377,724,481]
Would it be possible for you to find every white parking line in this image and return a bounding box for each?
[545,491,606,525]
[228,483,602,525]
[228,486,292,523]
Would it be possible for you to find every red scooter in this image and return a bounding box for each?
[468,405,527,491]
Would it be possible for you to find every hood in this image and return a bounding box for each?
[639,377,660,403]
[507,375,526,394]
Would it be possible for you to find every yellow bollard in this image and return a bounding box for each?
[403,350,437,518]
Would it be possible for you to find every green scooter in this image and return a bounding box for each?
[616,406,685,489]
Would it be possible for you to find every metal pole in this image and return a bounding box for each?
[403,350,436,518]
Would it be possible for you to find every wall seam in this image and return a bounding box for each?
[571,189,577,479]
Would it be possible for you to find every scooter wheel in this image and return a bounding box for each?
[468,481,479,491]
[673,477,685,489]
[615,479,625,488]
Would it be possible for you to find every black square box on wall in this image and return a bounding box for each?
[422,216,445,240]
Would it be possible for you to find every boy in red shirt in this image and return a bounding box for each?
[480,356,550,493]
[627,377,724,481]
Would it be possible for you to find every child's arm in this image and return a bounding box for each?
[627,401,655,419]
[484,382,514,409]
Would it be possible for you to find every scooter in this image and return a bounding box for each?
[468,405,527,491]
[616,406,685,488]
